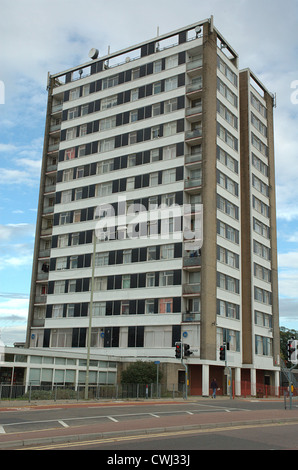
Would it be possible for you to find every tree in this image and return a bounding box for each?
[121,361,163,384]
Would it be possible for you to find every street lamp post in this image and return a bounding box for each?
[84,231,97,400]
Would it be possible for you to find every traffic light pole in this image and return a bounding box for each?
[181,340,188,400]
[223,343,232,399]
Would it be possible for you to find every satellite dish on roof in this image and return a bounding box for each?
[89,48,99,60]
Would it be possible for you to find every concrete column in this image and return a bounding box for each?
[251,368,256,396]
[235,367,241,396]
[275,370,280,396]
[202,364,209,396]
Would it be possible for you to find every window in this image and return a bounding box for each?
[75,187,83,200]
[100,138,114,152]
[147,246,157,260]
[160,271,174,286]
[129,131,137,145]
[131,88,138,101]
[60,212,71,225]
[252,174,269,196]
[154,60,162,73]
[163,145,176,160]
[53,304,63,318]
[100,116,116,130]
[161,244,174,260]
[254,287,272,305]
[69,88,80,101]
[150,148,160,162]
[151,126,160,139]
[80,124,87,137]
[165,54,178,69]
[68,279,76,292]
[97,159,114,174]
[94,277,107,291]
[65,148,75,160]
[96,182,112,197]
[92,302,105,317]
[126,177,135,191]
[121,301,130,315]
[161,193,175,206]
[102,74,119,89]
[146,272,155,287]
[164,98,178,113]
[122,275,131,289]
[66,127,76,141]
[165,76,178,92]
[73,210,81,223]
[123,249,132,264]
[63,169,73,182]
[164,122,176,137]
[76,166,84,179]
[163,169,176,184]
[150,172,159,187]
[153,81,162,94]
[132,67,140,80]
[253,240,271,260]
[68,107,79,120]
[56,257,67,271]
[145,299,155,314]
[71,233,80,246]
[152,103,161,116]
[128,154,137,167]
[130,110,138,122]
[78,145,86,157]
[58,234,68,248]
[66,304,75,317]
[217,299,240,319]
[82,84,90,96]
[54,280,65,294]
[128,326,144,347]
[51,329,72,348]
[159,298,173,313]
[70,256,78,269]
[95,252,108,266]
[101,95,117,110]
[61,190,72,204]
[255,335,272,356]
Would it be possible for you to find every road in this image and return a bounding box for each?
[0,398,298,450]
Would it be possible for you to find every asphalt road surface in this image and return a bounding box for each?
[0,397,298,450]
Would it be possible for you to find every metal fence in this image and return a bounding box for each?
[0,382,185,402]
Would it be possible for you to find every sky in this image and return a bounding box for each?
[0,0,298,345]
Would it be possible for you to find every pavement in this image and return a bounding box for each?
[1,397,298,449]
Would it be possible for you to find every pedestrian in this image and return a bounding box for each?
[211,378,218,398]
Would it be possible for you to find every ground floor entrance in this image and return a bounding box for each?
[188,364,280,397]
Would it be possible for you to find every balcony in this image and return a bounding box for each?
[182,283,201,296]
[186,58,203,76]
[184,177,202,193]
[185,151,202,165]
[185,128,202,146]
[186,82,202,99]
[182,312,201,322]
[183,255,201,269]
[185,104,203,122]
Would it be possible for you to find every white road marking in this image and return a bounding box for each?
[108,416,119,422]
[58,420,69,428]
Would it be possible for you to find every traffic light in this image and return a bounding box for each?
[184,344,192,357]
[175,341,182,359]
[287,339,296,362]
[219,345,226,361]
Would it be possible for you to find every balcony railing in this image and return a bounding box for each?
[183,255,201,268]
[186,105,202,116]
[182,312,201,322]
[182,283,201,295]
[185,129,202,140]
[184,177,202,189]
[185,152,202,164]
[186,58,203,71]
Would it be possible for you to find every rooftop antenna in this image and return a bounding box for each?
[88,48,99,60]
